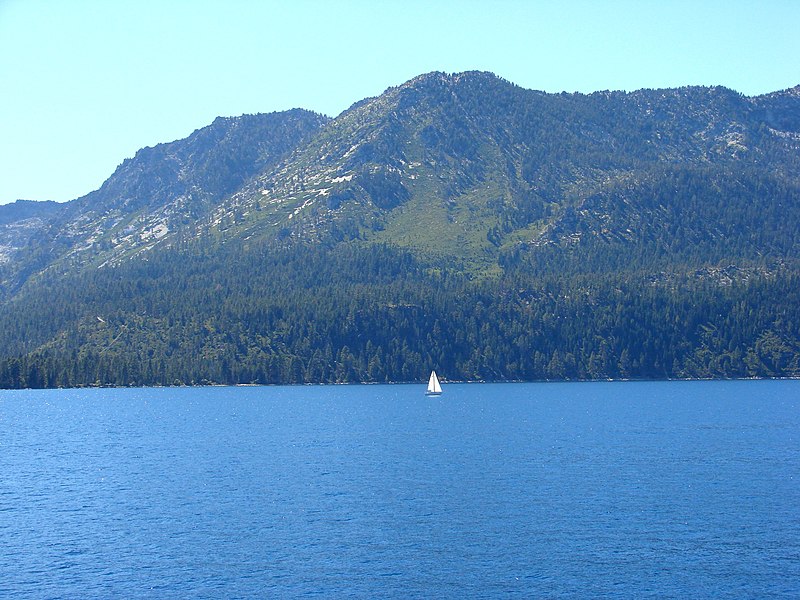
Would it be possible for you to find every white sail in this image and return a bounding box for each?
[427,370,442,395]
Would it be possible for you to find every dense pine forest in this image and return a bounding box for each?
[0,238,797,388]
[1,72,799,388]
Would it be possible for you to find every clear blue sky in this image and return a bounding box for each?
[1,0,798,204]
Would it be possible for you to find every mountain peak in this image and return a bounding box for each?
[399,70,506,90]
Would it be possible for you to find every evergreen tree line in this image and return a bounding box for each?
[0,239,798,388]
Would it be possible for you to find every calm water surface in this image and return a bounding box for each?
[1,380,798,598]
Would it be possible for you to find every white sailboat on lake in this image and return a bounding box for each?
[426,370,442,396]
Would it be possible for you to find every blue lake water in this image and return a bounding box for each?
[1,380,798,598]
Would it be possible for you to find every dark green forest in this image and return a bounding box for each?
[1,236,797,388]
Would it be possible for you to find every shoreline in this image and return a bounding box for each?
[2,375,799,392]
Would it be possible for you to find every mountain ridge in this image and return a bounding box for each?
[4,70,799,284]
[1,71,799,387]
[0,109,328,291]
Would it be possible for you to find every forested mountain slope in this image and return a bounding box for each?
[1,72,798,387]
[0,109,328,294]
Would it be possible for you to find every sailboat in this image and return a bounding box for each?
[426,370,443,396]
